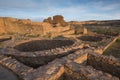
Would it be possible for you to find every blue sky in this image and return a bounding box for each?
[0,0,120,21]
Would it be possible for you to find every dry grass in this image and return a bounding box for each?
[103,39,120,58]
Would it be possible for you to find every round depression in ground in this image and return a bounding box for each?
[14,40,74,52]
[77,36,103,42]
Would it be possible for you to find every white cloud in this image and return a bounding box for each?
[0,0,38,8]
[0,0,120,21]
[88,1,120,11]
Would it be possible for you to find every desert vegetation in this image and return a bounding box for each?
[103,39,120,58]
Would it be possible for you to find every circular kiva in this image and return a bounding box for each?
[78,36,103,42]
[14,40,74,52]
[8,40,75,68]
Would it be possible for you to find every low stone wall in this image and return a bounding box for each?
[93,36,119,54]
[58,62,119,80]
[0,55,32,79]
[52,26,70,33]
[103,36,119,52]
[1,42,84,68]
[0,48,120,80]
[25,62,65,80]
[0,36,12,42]
[1,37,120,80]
[0,46,90,80]
[61,29,75,35]
[12,48,81,68]
[87,53,120,78]
[25,49,89,80]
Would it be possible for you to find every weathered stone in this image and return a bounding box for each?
[60,62,119,80]
[87,53,120,78]
[43,17,52,23]
[0,35,120,80]
[44,15,68,27]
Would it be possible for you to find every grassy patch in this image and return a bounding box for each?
[7,32,16,35]
[103,39,120,58]
[0,42,4,48]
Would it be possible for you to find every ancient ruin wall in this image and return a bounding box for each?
[44,15,68,27]
[0,17,54,35]
[0,17,74,37]
[94,36,119,54]
[103,36,119,52]
[87,53,120,78]
[0,46,120,80]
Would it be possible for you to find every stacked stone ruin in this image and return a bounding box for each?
[0,16,120,80]
[44,15,68,27]
[0,36,120,80]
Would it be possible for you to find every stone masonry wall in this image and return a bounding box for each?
[87,53,120,78]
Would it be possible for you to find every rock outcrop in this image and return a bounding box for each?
[44,15,68,27]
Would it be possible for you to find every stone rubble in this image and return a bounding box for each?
[0,36,120,80]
